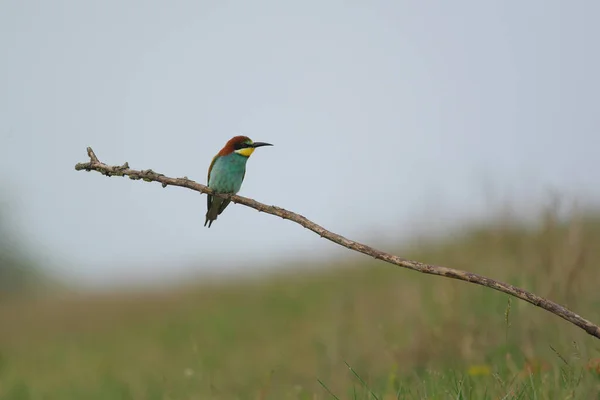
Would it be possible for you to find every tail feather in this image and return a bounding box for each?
[204,195,231,228]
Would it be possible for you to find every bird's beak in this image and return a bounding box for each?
[251,142,273,148]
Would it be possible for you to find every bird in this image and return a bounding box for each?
[204,135,273,227]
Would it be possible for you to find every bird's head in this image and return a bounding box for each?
[219,135,273,157]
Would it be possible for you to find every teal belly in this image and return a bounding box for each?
[208,153,248,193]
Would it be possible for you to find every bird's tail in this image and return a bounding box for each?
[204,196,225,228]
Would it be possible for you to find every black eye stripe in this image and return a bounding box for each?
[234,142,252,150]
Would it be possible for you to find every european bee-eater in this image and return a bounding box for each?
[204,135,273,227]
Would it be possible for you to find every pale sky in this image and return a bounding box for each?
[1,0,599,288]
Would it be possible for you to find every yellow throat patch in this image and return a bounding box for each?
[235,147,255,157]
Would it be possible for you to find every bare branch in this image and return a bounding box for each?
[74,147,600,340]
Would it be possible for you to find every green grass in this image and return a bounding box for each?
[1,207,600,399]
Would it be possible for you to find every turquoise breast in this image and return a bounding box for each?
[208,153,249,194]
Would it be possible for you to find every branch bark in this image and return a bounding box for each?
[75,147,600,340]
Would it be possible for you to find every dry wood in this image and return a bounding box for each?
[75,147,600,340]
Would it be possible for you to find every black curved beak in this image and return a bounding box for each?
[252,142,273,148]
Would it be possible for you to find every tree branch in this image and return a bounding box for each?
[74,147,600,340]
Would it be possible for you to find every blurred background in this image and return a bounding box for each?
[1,0,600,398]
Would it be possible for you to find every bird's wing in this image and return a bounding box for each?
[206,155,219,211]
[217,199,231,216]
[207,154,219,185]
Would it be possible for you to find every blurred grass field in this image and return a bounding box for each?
[1,206,600,399]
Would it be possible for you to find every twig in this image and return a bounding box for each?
[74,147,600,340]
